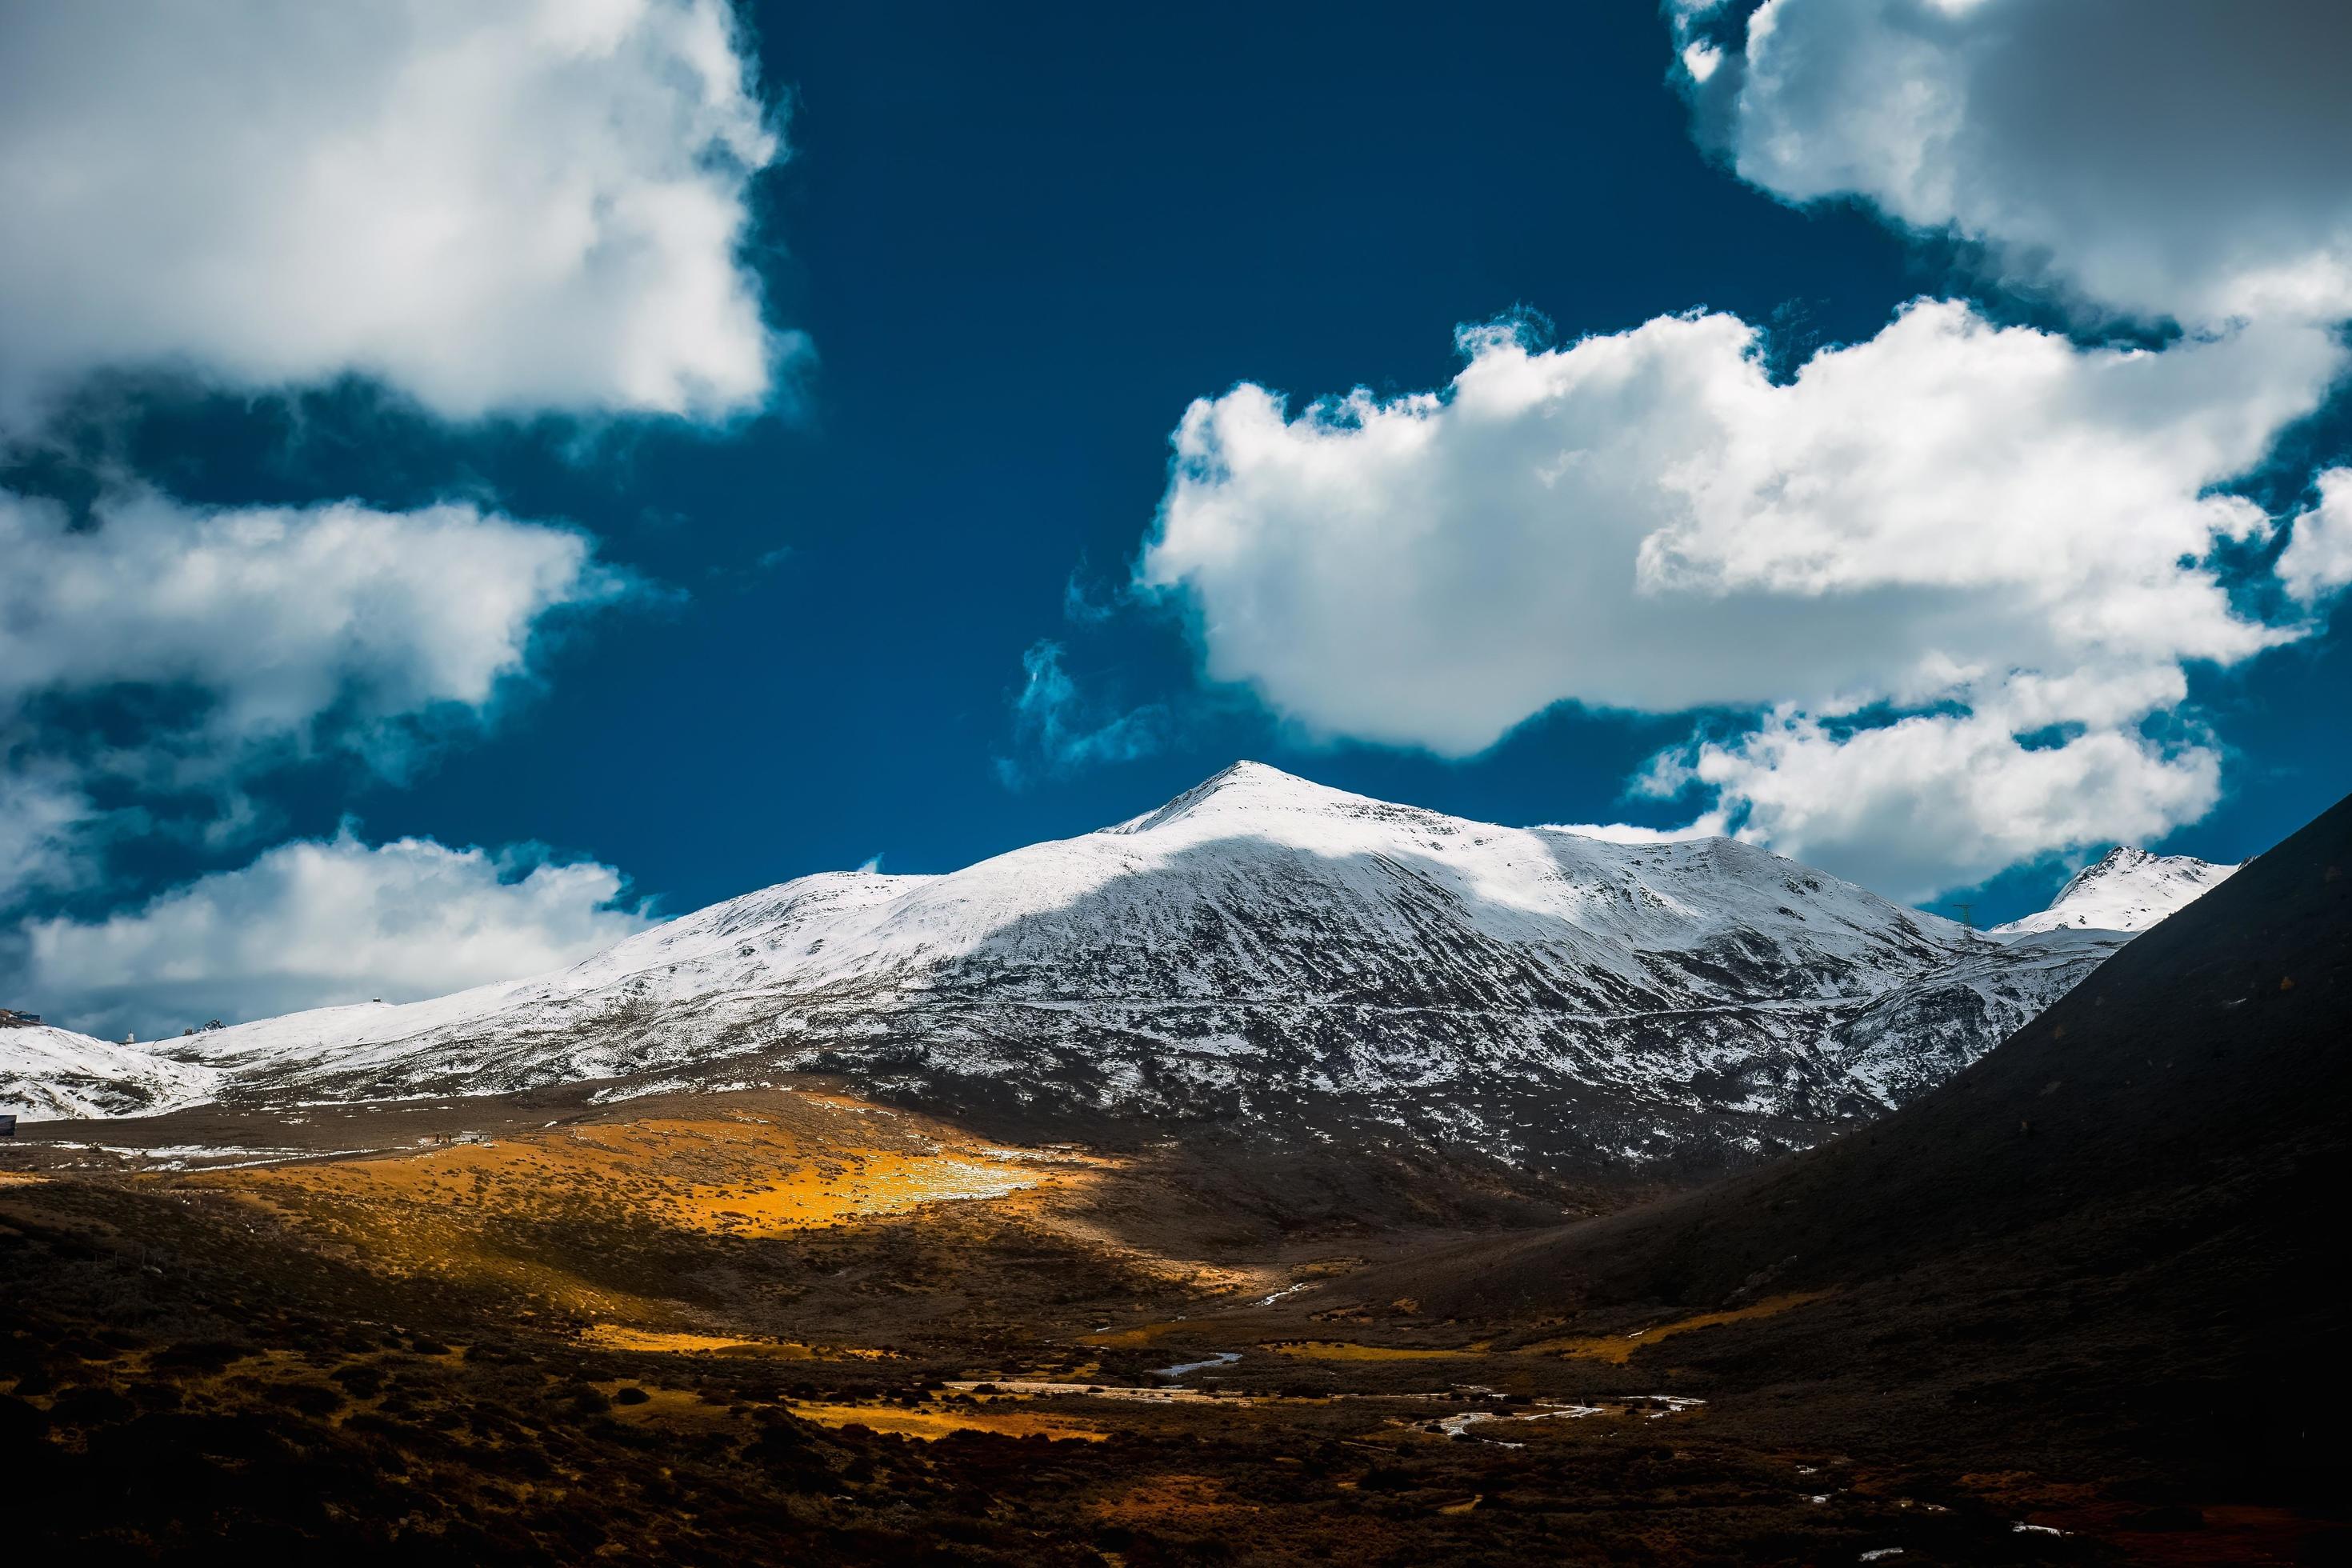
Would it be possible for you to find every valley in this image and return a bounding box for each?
[2,771,2337,1563]
[0,1080,2119,1564]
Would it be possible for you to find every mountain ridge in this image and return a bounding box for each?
[5,764,2201,1178]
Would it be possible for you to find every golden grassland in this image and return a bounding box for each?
[170,1098,1109,1337]
[212,1111,1091,1239]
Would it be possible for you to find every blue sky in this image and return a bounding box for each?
[2,1,2347,1035]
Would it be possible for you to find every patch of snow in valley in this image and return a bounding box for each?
[43,1142,378,1170]
[1436,1397,1688,1438]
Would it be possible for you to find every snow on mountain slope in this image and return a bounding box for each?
[138,763,2113,1174]
[1832,926,2126,1106]
[1990,846,2238,938]
[0,1024,222,1120]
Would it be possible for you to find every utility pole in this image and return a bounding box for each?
[1947,901,1976,934]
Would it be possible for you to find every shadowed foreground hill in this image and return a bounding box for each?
[1342,789,2352,1499]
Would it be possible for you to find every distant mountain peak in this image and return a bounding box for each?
[1991,844,2238,938]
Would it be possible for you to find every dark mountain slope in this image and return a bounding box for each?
[1317,789,2352,1501]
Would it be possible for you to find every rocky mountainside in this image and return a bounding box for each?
[12,762,2146,1174]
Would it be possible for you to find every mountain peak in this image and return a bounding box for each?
[1105,761,1371,835]
[1200,759,1300,791]
[1991,844,2238,938]
[2058,844,2158,898]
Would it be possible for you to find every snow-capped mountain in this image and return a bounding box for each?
[46,762,2121,1172]
[0,1022,222,1120]
[1989,846,2238,938]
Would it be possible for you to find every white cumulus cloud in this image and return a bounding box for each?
[1141,302,2343,894]
[2,488,621,736]
[0,486,627,901]
[1127,0,2352,895]
[1694,0,2352,326]
[14,832,655,1040]
[1645,707,2225,902]
[0,0,789,426]
[1542,815,1730,847]
[2278,469,2352,606]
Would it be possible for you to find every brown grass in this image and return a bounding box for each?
[1082,1320,1195,1349]
[1262,1339,1486,1362]
[1525,1290,1834,1363]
